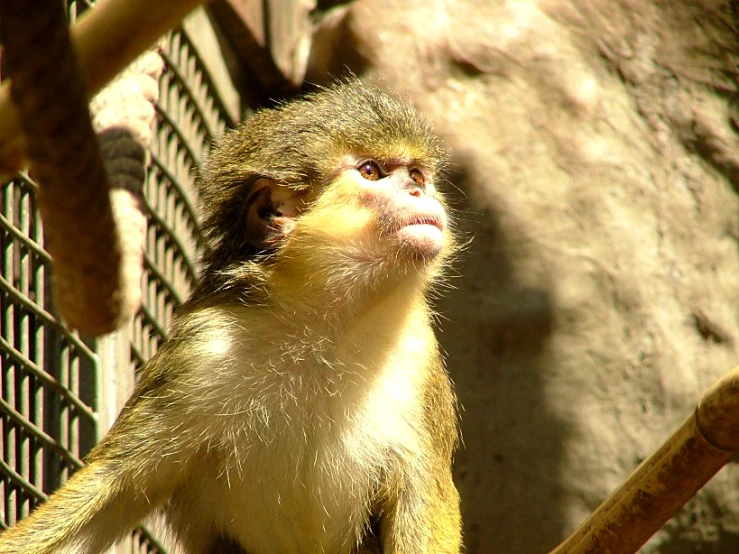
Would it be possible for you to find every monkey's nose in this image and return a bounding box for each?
[402,179,424,198]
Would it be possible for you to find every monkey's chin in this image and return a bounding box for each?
[395,224,445,259]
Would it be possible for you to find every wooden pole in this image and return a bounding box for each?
[550,365,739,554]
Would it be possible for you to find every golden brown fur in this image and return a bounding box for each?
[0,82,461,554]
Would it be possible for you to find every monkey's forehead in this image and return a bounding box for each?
[271,83,446,155]
[204,83,449,190]
[329,138,444,169]
[324,95,444,152]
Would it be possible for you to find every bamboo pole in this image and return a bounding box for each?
[550,365,739,554]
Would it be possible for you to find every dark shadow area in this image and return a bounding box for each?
[436,154,571,554]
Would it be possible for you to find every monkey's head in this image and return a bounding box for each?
[197,82,455,302]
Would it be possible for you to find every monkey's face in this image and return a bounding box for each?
[334,156,448,260]
[258,153,453,297]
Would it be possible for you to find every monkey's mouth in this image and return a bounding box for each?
[397,215,444,232]
[391,215,445,256]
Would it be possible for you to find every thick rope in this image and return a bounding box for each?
[0,0,142,335]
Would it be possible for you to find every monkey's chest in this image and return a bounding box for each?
[176,358,424,554]
[208,430,382,552]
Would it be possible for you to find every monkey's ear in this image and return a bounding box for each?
[245,177,301,248]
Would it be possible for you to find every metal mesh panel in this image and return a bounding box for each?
[1,0,94,506]
[0,7,234,554]
[0,3,102,535]
[0,175,98,529]
[128,27,231,371]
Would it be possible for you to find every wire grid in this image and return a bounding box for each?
[0,173,99,530]
[129,28,231,371]
[0,6,234,553]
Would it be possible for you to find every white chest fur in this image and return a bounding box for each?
[176,297,435,554]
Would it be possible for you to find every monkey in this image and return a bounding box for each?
[0,81,462,554]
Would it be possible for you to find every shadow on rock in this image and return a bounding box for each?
[437,156,572,554]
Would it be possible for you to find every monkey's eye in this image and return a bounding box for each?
[357,160,383,181]
[410,168,425,187]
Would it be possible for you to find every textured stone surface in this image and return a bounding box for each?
[309,1,738,552]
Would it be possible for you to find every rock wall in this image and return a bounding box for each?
[309,1,738,552]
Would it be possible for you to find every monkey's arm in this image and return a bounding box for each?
[0,347,193,554]
[382,467,461,554]
[0,452,181,554]
[380,362,462,554]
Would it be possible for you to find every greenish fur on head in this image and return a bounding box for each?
[197,81,448,266]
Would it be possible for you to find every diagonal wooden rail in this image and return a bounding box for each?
[550,364,739,554]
